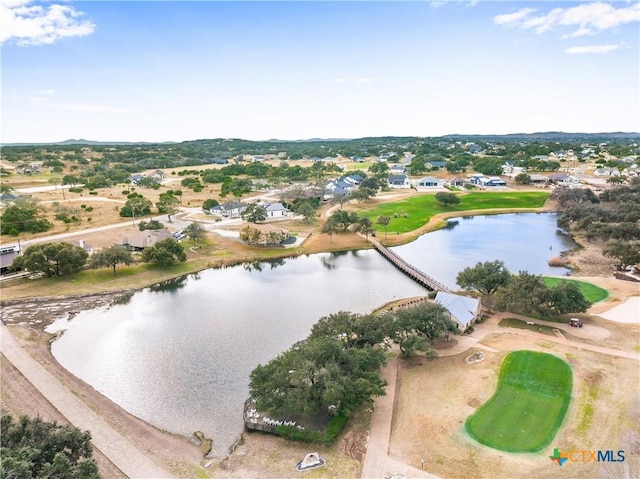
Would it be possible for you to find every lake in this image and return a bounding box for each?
[49,212,575,456]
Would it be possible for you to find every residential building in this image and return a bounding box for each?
[387,174,412,189]
[434,291,481,331]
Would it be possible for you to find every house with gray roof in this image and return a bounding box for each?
[415,176,444,188]
[210,201,247,218]
[264,202,290,218]
[387,174,411,189]
[434,292,481,330]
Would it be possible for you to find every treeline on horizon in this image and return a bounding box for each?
[2,133,639,172]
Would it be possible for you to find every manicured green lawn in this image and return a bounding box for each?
[465,350,572,453]
[360,191,549,234]
[542,277,609,303]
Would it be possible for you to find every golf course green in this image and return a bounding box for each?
[542,277,609,303]
[465,350,572,453]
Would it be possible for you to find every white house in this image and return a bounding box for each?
[415,176,444,189]
[387,174,412,189]
[434,292,481,330]
[210,201,247,218]
[549,173,580,187]
[264,202,290,218]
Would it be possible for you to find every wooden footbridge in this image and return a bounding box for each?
[367,236,454,293]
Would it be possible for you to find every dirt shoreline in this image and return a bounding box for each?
[2,206,638,478]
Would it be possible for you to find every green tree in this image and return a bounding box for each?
[0,183,14,194]
[138,219,164,230]
[141,238,187,266]
[321,217,339,244]
[434,191,461,206]
[376,215,391,240]
[183,221,206,246]
[13,242,88,277]
[331,193,351,210]
[331,209,358,230]
[368,162,389,176]
[89,245,135,273]
[349,187,375,203]
[0,414,99,479]
[0,198,53,235]
[514,173,531,184]
[202,198,219,211]
[387,302,457,356]
[119,194,152,218]
[293,201,318,223]
[409,156,427,175]
[249,328,386,418]
[456,260,510,312]
[603,240,640,270]
[355,216,374,239]
[242,203,267,223]
[495,272,588,319]
[156,191,180,221]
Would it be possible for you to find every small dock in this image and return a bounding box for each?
[368,236,453,293]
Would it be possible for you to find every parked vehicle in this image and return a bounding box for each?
[569,318,583,328]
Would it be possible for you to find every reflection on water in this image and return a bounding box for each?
[50,213,573,457]
[391,213,576,289]
[51,250,426,457]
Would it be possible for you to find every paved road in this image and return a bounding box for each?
[0,323,176,479]
[361,356,441,479]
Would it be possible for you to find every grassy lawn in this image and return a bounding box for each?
[542,277,609,303]
[465,350,572,453]
[359,191,549,234]
[498,318,556,336]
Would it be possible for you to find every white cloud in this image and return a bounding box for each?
[565,44,621,54]
[0,0,96,46]
[494,2,639,37]
[494,8,537,26]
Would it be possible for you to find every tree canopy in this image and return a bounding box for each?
[250,311,388,418]
[0,414,99,479]
[141,238,187,266]
[434,191,461,206]
[456,260,510,311]
[495,271,589,319]
[13,242,88,277]
[0,198,53,235]
[88,244,135,273]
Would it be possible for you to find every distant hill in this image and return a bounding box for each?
[3,139,177,146]
[3,132,638,147]
[443,132,640,142]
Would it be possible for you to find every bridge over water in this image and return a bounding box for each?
[367,236,454,293]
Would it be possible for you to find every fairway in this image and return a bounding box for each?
[542,277,609,303]
[465,350,572,453]
[360,191,549,234]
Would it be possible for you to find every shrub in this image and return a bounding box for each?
[274,414,347,444]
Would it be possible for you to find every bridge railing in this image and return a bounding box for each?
[368,238,453,293]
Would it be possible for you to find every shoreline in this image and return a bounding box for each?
[0,206,559,303]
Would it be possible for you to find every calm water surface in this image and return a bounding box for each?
[50,251,426,456]
[50,212,574,456]
[391,213,576,289]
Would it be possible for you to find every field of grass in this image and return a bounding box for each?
[465,350,572,453]
[542,277,609,303]
[359,191,549,234]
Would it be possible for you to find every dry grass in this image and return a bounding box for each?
[390,337,640,479]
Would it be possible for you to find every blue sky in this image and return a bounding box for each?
[1,1,639,143]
